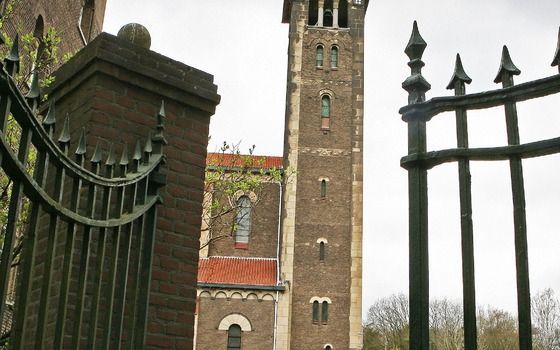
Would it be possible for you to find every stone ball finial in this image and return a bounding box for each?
[117,23,151,49]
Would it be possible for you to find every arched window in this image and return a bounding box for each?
[319,241,325,261]
[325,346,333,350]
[235,196,251,248]
[227,324,242,350]
[32,16,45,69]
[323,0,334,27]
[308,0,318,25]
[330,46,338,69]
[312,301,320,324]
[316,45,324,67]
[321,301,329,324]
[80,0,95,43]
[339,0,349,28]
[320,179,327,198]
[321,95,331,130]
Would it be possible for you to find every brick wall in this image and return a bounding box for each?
[2,0,107,65]
[28,32,220,349]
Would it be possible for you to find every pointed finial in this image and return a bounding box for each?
[494,45,521,84]
[58,115,71,145]
[5,33,20,75]
[133,140,142,161]
[43,100,56,126]
[552,26,560,70]
[446,53,472,90]
[26,71,41,106]
[120,144,129,166]
[105,143,116,166]
[144,133,152,164]
[405,21,427,61]
[153,100,168,154]
[91,140,103,163]
[75,128,87,156]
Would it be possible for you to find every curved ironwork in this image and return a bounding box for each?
[0,37,166,350]
[401,23,560,350]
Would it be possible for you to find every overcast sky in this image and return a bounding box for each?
[104,1,560,317]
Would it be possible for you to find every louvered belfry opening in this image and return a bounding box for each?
[401,22,560,350]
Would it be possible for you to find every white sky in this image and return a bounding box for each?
[104,1,560,317]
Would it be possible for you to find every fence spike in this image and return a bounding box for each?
[91,140,103,163]
[405,21,427,62]
[26,71,41,106]
[402,21,431,105]
[133,140,142,160]
[5,33,20,75]
[552,26,560,70]
[143,133,153,164]
[120,143,129,166]
[43,100,56,126]
[75,128,87,156]
[153,100,168,154]
[446,53,472,90]
[106,143,116,166]
[494,45,521,84]
[58,115,71,145]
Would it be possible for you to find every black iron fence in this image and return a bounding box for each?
[0,37,166,349]
[400,22,560,350]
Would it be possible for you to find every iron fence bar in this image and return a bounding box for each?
[11,113,55,350]
[448,54,477,350]
[53,130,86,350]
[102,183,126,350]
[399,74,560,121]
[87,149,115,350]
[112,157,137,350]
[0,122,31,331]
[495,46,532,350]
[35,119,71,349]
[403,22,431,350]
[132,204,157,349]
[71,144,102,350]
[129,173,149,349]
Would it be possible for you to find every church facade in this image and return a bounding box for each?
[196,1,366,349]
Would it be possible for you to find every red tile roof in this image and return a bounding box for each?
[198,257,278,286]
[206,153,283,170]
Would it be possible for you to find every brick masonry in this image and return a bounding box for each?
[35,32,220,349]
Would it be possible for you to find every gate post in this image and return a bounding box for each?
[401,22,431,350]
[46,26,220,349]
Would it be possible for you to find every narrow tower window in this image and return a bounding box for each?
[330,46,338,68]
[235,196,251,248]
[308,0,319,25]
[80,0,95,43]
[227,324,242,350]
[321,95,331,130]
[320,179,327,198]
[338,0,349,28]
[312,301,320,324]
[316,45,324,67]
[319,241,326,261]
[32,16,45,69]
[323,0,334,27]
[321,301,329,324]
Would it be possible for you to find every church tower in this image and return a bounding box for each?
[278,1,366,349]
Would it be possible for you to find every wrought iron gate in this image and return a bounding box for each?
[0,38,166,349]
[401,22,560,350]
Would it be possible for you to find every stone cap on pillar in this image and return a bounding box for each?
[47,30,221,115]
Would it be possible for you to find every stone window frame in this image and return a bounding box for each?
[218,313,253,332]
[330,45,339,69]
[309,297,332,325]
[78,0,95,45]
[317,237,328,261]
[232,190,257,249]
[318,177,330,199]
[316,44,325,68]
[319,90,334,132]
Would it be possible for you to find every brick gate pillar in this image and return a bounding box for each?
[47,28,220,349]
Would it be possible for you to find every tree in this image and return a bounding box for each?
[429,298,463,350]
[199,142,285,250]
[477,306,518,350]
[365,293,409,349]
[532,288,560,350]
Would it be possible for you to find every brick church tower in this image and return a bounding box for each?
[277,1,366,349]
